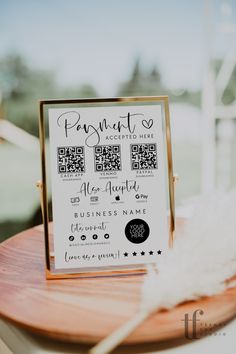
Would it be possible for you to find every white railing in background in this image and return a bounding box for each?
[202,0,236,194]
[0,120,39,152]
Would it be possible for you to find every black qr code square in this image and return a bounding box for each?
[57,146,85,173]
[131,143,158,170]
[94,145,121,172]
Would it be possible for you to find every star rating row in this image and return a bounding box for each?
[123,250,162,257]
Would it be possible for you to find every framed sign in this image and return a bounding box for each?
[39,96,175,279]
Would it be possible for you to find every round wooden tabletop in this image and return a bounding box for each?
[0,222,236,344]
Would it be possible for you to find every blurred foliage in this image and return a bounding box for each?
[0,54,98,137]
[1,54,235,139]
[117,58,201,106]
[1,53,236,240]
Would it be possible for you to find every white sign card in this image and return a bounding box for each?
[39,97,174,278]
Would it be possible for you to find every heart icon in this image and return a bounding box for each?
[142,119,153,129]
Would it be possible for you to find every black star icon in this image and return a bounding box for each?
[124,252,128,257]
[149,251,154,255]
[157,250,162,255]
[141,251,145,256]
[132,252,137,256]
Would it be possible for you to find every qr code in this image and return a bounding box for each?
[57,146,85,173]
[94,145,121,172]
[131,143,158,170]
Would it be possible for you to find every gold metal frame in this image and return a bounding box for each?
[38,96,175,279]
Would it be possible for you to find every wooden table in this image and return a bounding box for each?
[0,221,236,353]
[1,315,236,354]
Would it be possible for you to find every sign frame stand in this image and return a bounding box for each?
[37,96,176,279]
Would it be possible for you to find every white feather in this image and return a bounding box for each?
[141,190,236,313]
